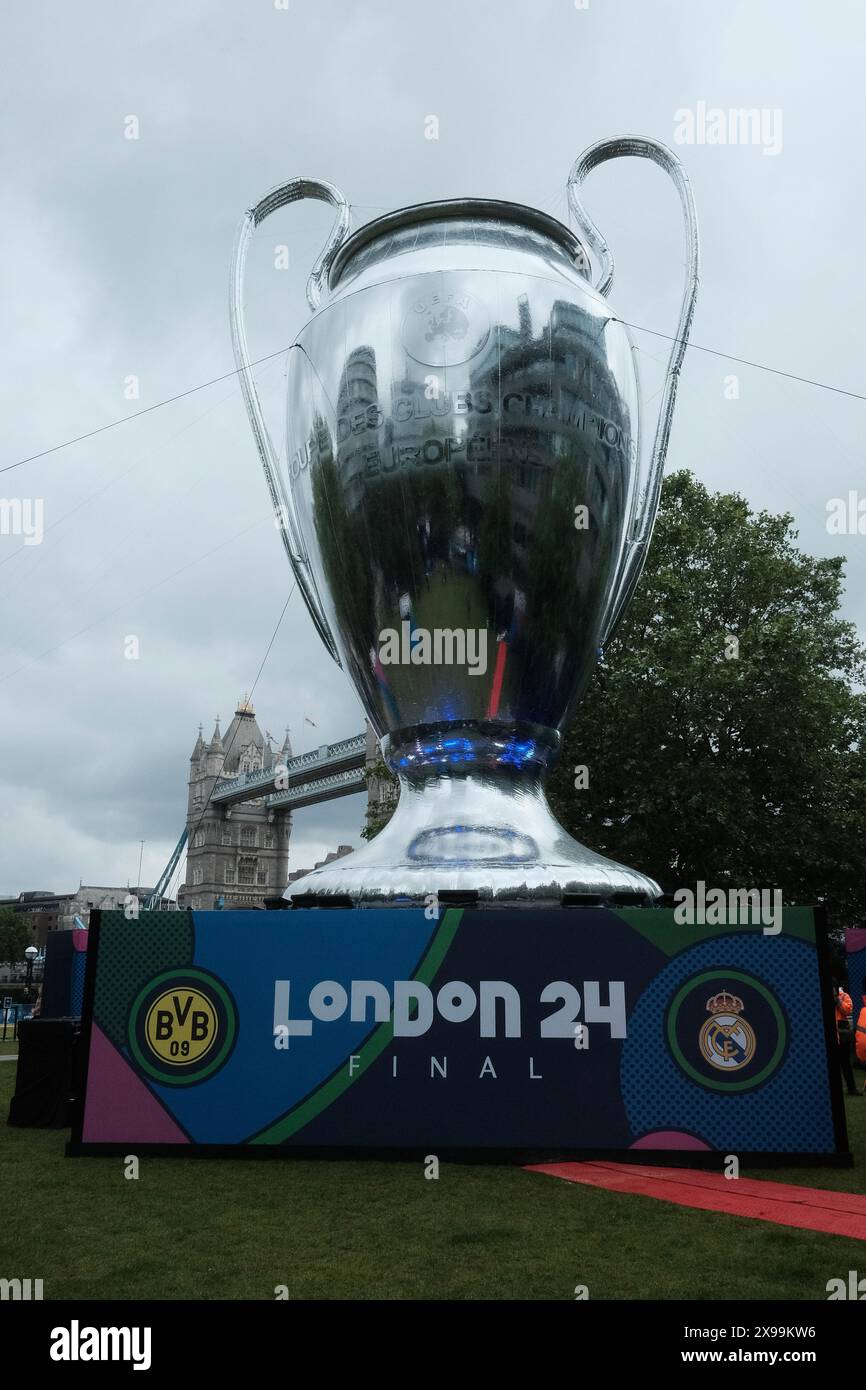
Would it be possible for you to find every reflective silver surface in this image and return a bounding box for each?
[230,140,699,904]
[567,138,700,644]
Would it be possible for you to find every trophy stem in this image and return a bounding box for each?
[286,721,660,907]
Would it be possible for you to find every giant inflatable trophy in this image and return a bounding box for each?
[230,137,699,905]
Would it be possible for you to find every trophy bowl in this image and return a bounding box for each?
[231,139,699,904]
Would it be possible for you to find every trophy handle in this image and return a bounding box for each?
[566,137,699,649]
[229,177,352,665]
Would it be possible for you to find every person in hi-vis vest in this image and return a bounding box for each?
[835,984,857,1095]
[855,990,866,1093]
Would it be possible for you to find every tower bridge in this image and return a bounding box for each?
[210,732,366,809]
[147,696,381,912]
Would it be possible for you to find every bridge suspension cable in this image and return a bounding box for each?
[157,583,296,907]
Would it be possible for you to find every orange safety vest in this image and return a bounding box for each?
[836,990,853,1042]
[855,1003,866,1065]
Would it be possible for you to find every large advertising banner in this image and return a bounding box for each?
[70,906,848,1159]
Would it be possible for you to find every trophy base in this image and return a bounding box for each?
[285,765,660,907]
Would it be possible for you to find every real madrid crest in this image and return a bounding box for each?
[666,968,787,1092]
[699,989,756,1072]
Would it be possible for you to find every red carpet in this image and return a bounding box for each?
[525,1161,866,1241]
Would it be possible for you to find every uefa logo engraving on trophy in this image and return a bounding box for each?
[401,286,491,367]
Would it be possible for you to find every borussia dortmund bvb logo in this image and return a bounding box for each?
[128,968,237,1086]
[698,990,756,1072]
[666,969,787,1093]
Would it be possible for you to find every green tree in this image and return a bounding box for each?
[548,470,866,926]
[0,907,34,966]
[361,755,398,841]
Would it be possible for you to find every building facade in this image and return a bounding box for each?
[286,843,354,885]
[179,696,292,911]
[0,887,164,947]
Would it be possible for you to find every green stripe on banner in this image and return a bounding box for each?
[614,904,817,955]
[248,907,463,1145]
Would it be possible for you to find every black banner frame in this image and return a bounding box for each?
[67,905,852,1166]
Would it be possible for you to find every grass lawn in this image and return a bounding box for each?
[1,1067,864,1301]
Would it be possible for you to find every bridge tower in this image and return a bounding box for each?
[179,696,291,910]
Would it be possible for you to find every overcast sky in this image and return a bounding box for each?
[1,0,864,896]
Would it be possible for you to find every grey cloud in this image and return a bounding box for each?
[2,0,863,892]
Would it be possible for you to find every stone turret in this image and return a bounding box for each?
[179,697,291,911]
[205,718,225,778]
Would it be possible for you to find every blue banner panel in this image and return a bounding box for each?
[69,905,848,1159]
